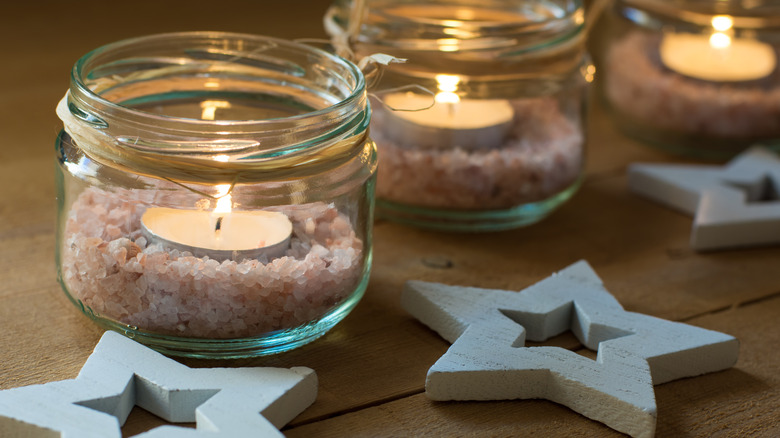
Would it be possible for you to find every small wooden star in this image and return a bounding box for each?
[402,261,739,438]
[629,146,780,250]
[0,331,317,437]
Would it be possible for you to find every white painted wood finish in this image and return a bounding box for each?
[0,331,317,437]
[402,261,739,438]
[629,147,780,250]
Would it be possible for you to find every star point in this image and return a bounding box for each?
[629,146,780,250]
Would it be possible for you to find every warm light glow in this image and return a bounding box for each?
[204,81,220,88]
[200,100,231,121]
[437,38,460,52]
[584,64,596,83]
[435,92,460,104]
[435,74,460,92]
[660,31,777,82]
[214,184,232,214]
[710,32,732,49]
[441,20,463,28]
[434,74,461,104]
[454,8,476,21]
[214,154,230,162]
[711,15,734,32]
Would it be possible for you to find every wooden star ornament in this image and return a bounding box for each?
[629,146,780,250]
[401,261,739,438]
[0,331,317,437]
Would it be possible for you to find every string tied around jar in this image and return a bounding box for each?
[320,0,613,114]
[55,38,379,200]
[293,37,429,112]
[321,0,444,114]
[322,0,367,60]
[324,0,614,77]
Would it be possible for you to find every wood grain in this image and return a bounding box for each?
[1,1,779,437]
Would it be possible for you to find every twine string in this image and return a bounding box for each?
[323,0,367,60]
[56,37,376,195]
[324,0,440,112]
[369,84,436,112]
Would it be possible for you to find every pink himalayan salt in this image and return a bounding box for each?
[605,31,780,139]
[62,188,364,339]
[371,96,584,210]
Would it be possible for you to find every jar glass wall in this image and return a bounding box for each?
[326,0,591,231]
[594,0,780,158]
[55,32,376,358]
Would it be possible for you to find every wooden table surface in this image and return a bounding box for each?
[2,1,778,437]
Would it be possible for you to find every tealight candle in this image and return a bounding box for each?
[660,32,777,82]
[601,7,780,157]
[140,184,293,261]
[380,74,515,151]
[325,1,587,231]
[141,207,292,261]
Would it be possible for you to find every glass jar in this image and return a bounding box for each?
[326,0,591,231]
[55,32,376,358]
[595,0,780,158]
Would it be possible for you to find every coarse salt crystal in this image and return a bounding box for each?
[61,190,365,339]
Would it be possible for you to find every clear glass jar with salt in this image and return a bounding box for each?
[593,0,780,158]
[55,32,376,358]
[326,0,591,231]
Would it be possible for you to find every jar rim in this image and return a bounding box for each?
[327,0,584,54]
[60,31,371,185]
[619,0,780,29]
[69,31,366,131]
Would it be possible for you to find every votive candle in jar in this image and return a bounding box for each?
[325,0,592,231]
[55,32,376,358]
[595,0,780,158]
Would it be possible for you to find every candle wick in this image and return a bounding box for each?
[215,216,224,234]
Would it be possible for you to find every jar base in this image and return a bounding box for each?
[376,178,582,232]
[59,263,371,359]
[607,104,780,160]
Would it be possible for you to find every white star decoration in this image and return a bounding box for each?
[629,146,780,250]
[401,261,739,438]
[0,331,317,437]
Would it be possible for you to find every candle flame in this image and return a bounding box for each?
[710,32,732,50]
[214,184,232,214]
[712,15,734,32]
[436,74,460,92]
[434,74,461,105]
[710,15,733,50]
